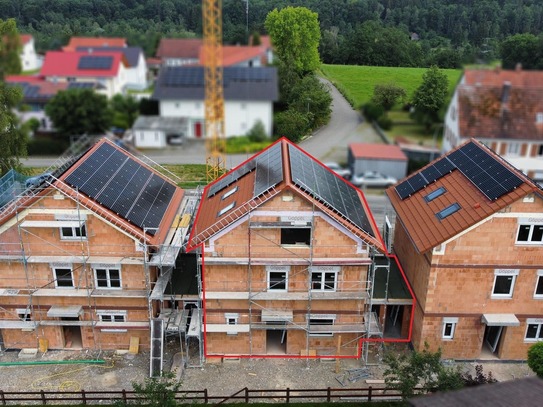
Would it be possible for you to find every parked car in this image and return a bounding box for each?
[351,171,397,188]
[324,162,352,179]
[25,173,52,189]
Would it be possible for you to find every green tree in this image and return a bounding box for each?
[110,94,140,130]
[372,83,407,111]
[274,109,311,142]
[116,372,182,407]
[265,6,321,75]
[383,344,464,400]
[411,65,449,132]
[500,33,543,70]
[0,18,22,77]
[45,89,113,138]
[528,342,543,378]
[289,75,333,129]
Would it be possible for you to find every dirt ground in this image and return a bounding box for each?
[0,342,535,400]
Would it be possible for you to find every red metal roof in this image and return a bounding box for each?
[40,51,125,78]
[349,143,408,161]
[63,37,126,52]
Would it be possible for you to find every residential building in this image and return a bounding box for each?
[443,67,543,183]
[386,139,543,360]
[0,137,197,375]
[348,144,408,180]
[187,138,413,359]
[152,66,278,139]
[19,34,42,71]
[131,116,187,148]
[40,51,129,98]
[199,45,264,67]
[155,38,203,67]
[62,37,127,52]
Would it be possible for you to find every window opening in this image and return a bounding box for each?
[281,228,311,245]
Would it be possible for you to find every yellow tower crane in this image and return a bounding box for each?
[203,0,226,182]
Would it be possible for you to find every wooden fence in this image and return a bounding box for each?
[0,386,406,405]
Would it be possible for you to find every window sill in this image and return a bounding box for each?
[490,295,513,300]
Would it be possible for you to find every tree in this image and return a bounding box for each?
[372,84,407,111]
[274,109,311,142]
[411,65,449,132]
[110,94,140,130]
[500,33,543,70]
[265,7,321,75]
[289,75,333,129]
[0,19,27,175]
[528,342,543,378]
[45,89,113,138]
[383,344,464,400]
[0,18,22,77]
[116,372,182,407]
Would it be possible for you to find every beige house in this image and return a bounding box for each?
[387,139,543,360]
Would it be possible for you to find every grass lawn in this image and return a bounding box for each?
[155,164,208,189]
[320,64,462,109]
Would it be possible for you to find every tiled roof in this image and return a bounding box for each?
[464,68,543,87]
[152,66,278,102]
[156,38,202,59]
[458,85,543,140]
[63,37,126,51]
[386,139,540,254]
[350,143,408,160]
[199,45,265,66]
[188,138,385,252]
[40,51,125,78]
[6,76,69,102]
[75,46,143,67]
[20,34,32,45]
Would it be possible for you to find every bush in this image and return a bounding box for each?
[274,109,311,142]
[27,138,68,156]
[246,120,267,142]
[462,364,498,386]
[363,102,384,121]
[377,114,393,130]
[25,117,40,133]
[528,342,543,378]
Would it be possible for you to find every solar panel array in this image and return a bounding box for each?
[288,144,375,237]
[206,142,284,198]
[395,142,523,200]
[161,67,274,88]
[65,143,176,235]
[78,55,114,70]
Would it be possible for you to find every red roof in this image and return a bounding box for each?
[156,38,202,59]
[350,143,408,161]
[63,37,126,52]
[20,34,32,45]
[40,51,125,78]
[464,68,543,88]
[199,45,265,66]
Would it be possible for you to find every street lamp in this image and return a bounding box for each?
[307,98,311,114]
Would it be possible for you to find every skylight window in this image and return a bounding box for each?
[436,203,461,220]
[425,187,446,202]
[221,186,238,200]
[217,202,236,217]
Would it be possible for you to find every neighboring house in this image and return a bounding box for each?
[386,139,543,360]
[187,138,413,359]
[63,37,127,52]
[19,34,42,71]
[348,144,408,180]
[40,51,129,98]
[0,138,196,375]
[76,46,148,90]
[152,66,278,138]
[155,38,202,66]
[199,45,264,67]
[250,34,274,65]
[131,116,187,148]
[443,67,543,183]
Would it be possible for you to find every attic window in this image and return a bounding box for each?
[424,187,446,202]
[221,186,238,200]
[217,202,236,217]
[537,113,543,123]
[436,203,461,220]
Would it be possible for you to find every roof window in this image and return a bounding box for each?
[436,203,461,220]
[221,186,238,200]
[218,202,236,217]
[425,187,446,202]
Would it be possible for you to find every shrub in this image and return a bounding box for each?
[25,117,40,133]
[462,364,498,386]
[363,102,384,121]
[528,342,543,378]
[27,138,68,156]
[274,109,311,142]
[377,114,393,130]
[246,120,267,142]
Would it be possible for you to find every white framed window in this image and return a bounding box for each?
[310,266,339,291]
[507,142,521,155]
[535,271,543,299]
[53,267,74,288]
[491,269,518,298]
[525,319,543,342]
[225,313,239,325]
[94,267,121,289]
[217,202,235,217]
[537,113,543,123]
[442,317,458,340]
[267,266,289,291]
[60,224,87,240]
[97,310,127,332]
[516,223,543,244]
[16,308,31,321]
[221,186,238,200]
[308,314,335,337]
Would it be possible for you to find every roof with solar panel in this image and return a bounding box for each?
[386,139,542,254]
[40,51,127,78]
[188,138,385,252]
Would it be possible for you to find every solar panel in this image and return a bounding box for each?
[65,142,177,235]
[253,143,283,196]
[78,55,114,70]
[288,144,375,237]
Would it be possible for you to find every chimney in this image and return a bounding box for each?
[502,81,511,104]
[515,62,522,72]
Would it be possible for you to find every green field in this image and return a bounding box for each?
[321,64,463,109]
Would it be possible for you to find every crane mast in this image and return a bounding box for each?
[203,0,226,182]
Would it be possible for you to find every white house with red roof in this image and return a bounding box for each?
[19,34,42,71]
[40,51,129,98]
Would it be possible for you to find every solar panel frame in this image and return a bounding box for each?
[78,55,114,70]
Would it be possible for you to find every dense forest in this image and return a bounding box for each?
[2,0,543,67]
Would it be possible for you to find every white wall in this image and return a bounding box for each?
[134,129,167,148]
[125,53,148,90]
[21,38,42,71]
[442,75,465,153]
